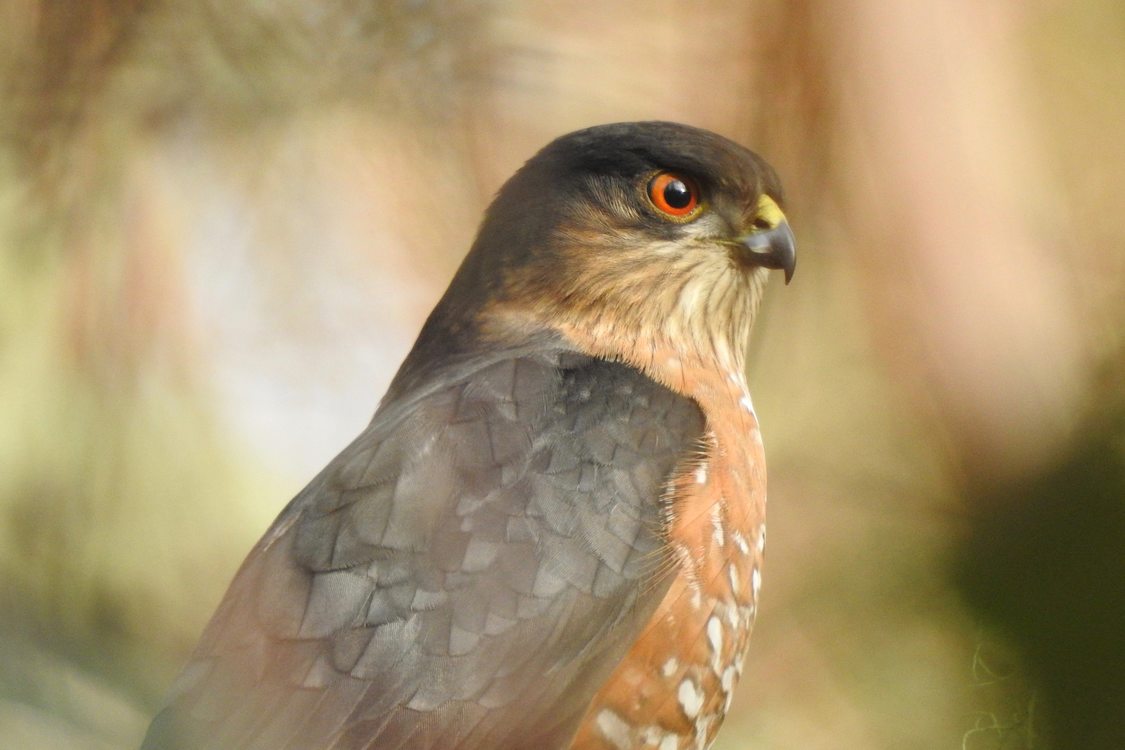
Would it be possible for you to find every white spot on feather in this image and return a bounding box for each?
[725,600,739,628]
[695,464,708,484]
[707,616,724,655]
[732,530,750,556]
[694,714,716,749]
[595,709,632,750]
[707,616,724,675]
[662,657,679,677]
[710,505,724,548]
[721,666,737,695]
[677,678,704,719]
[721,666,738,712]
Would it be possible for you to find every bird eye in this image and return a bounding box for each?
[647,172,701,219]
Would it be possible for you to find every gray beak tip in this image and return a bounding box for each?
[736,221,797,284]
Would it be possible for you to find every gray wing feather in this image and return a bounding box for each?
[142,350,703,750]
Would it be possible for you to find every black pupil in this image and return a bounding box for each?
[663,179,692,209]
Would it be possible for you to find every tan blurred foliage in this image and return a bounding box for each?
[1,1,1121,748]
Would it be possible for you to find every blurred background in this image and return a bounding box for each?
[1,1,1122,748]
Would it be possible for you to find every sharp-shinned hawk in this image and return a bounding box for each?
[142,121,796,750]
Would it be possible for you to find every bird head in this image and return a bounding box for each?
[396,122,794,396]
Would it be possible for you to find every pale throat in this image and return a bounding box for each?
[554,282,760,412]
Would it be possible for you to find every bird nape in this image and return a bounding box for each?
[142,121,795,750]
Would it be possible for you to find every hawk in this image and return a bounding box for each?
[142,121,795,750]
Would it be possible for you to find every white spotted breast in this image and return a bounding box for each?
[572,363,768,749]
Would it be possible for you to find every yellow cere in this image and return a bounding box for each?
[754,194,785,230]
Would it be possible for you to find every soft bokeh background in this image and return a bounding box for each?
[1,1,1122,748]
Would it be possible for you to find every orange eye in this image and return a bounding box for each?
[647,172,700,218]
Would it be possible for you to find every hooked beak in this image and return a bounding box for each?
[733,195,796,284]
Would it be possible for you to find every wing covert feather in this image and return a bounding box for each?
[142,350,703,749]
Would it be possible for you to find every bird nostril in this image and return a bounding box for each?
[751,217,773,231]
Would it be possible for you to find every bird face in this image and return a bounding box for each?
[394,122,794,400]
[470,122,795,386]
